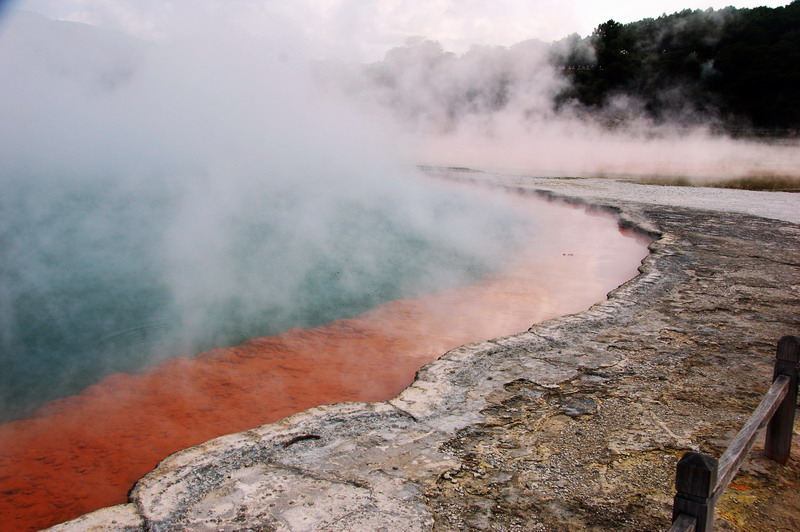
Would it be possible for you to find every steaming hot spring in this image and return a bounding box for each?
[0,165,649,530]
[0,12,649,531]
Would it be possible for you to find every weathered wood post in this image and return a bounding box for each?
[672,452,718,532]
[764,335,800,464]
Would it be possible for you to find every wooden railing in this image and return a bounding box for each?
[668,335,799,532]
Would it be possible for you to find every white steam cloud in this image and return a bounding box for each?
[0,10,533,419]
[319,35,800,180]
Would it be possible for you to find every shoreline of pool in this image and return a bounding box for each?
[47,171,800,532]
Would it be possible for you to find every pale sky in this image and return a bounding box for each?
[7,0,792,59]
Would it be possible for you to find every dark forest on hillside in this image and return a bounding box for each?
[351,2,800,137]
[554,1,800,133]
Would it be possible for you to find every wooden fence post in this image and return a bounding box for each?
[765,335,800,464]
[672,452,718,532]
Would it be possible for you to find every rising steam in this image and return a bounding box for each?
[0,11,533,420]
[320,35,800,180]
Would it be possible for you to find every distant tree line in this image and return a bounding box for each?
[553,1,800,133]
[334,2,799,136]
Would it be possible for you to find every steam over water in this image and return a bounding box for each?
[0,12,534,422]
[0,9,660,531]
[0,133,531,423]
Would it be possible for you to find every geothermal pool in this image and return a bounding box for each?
[0,186,649,531]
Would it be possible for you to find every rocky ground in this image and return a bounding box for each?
[49,172,800,531]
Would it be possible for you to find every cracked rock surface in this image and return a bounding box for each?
[47,174,800,531]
